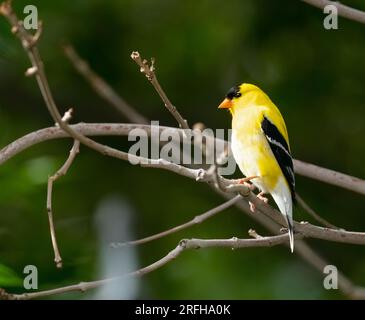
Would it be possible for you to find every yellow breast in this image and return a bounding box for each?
[231,105,282,192]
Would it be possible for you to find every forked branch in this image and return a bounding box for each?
[47,139,80,268]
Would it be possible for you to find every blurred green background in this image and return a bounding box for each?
[0,0,365,299]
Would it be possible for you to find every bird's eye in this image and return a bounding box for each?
[226,86,241,100]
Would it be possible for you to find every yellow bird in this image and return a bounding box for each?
[218,83,295,252]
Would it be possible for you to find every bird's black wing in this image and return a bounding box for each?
[261,116,295,201]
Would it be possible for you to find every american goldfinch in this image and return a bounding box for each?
[218,83,295,252]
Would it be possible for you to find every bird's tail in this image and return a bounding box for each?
[271,180,294,252]
[286,214,294,253]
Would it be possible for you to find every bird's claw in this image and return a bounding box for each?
[238,176,258,190]
[249,192,268,213]
[257,192,268,204]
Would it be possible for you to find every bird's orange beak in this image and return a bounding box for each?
[218,98,233,109]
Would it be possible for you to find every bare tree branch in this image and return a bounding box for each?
[1,233,293,300]
[63,44,148,124]
[1,123,364,195]
[47,139,80,268]
[112,195,242,247]
[4,230,365,300]
[131,51,189,129]
[2,124,365,244]
[294,160,365,196]
[302,0,365,25]
[1,118,365,245]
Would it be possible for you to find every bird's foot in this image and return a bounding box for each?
[257,191,269,204]
[238,176,258,190]
[249,191,268,213]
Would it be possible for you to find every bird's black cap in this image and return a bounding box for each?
[226,85,241,100]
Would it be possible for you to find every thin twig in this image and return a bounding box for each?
[131,51,189,129]
[302,0,365,25]
[63,44,148,124]
[296,193,339,229]
[64,44,196,165]
[112,195,242,247]
[47,139,80,268]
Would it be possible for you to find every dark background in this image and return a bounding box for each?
[0,0,364,299]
